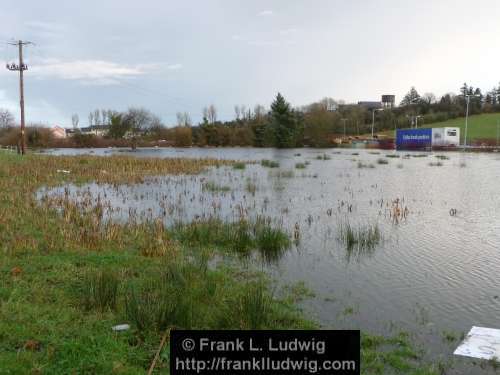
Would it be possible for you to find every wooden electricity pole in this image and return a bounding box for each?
[6,40,32,155]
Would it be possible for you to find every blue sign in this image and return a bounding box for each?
[396,128,432,150]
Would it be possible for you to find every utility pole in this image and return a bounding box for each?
[6,40,32,155]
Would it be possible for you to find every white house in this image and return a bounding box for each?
[50,126,67,139]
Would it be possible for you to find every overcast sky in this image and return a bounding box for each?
[1,0,500,126]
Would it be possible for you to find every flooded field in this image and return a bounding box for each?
[41,147,500,368]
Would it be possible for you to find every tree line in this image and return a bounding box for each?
[2,81,500,148]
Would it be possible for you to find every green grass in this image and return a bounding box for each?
[81,268,120,312]
[0,152,443,374]
[172,218,291,263]
[377,112,500,142]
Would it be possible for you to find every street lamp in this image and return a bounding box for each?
[463,93,481,149]
[341,118,347,138]
[415,115,423,128]
[371,108,383,138]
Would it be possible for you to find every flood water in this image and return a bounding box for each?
[40,147,500,371]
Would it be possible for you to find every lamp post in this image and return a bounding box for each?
[496,119,499,148]
[463,93,480,149]
[414,115,423,128]
[371,108,383,138]
[341,118,347,138]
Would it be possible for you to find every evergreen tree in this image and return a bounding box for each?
[400,87,421,106]
[270,93,300,148]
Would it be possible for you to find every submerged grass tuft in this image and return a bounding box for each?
[358,161,375,169]
[295,162,306,169]
[233,162,246,170]
[316,154,331,160]
[202,181,231,192]
[261,159,280,168]
[339,220,381,257]
[172,218,291,262]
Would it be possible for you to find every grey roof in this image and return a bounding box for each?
[358,101,383,109]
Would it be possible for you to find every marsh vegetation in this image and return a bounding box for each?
[2,147,499,374]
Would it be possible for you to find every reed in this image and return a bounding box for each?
[81,268,120,312]
[261,159,280,168]
[240,282,272,329]
[339,220,381,251]
[245,179,257,195]
[233,162,246,170]
[316,154,331,160]
[295,162,306,169]
[0,152,442,373]
[202,181,231,192]
[255,223,291,263]
[173,218,291,262]
[358,161,375,169]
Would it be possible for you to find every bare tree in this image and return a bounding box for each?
[100,109,108,125]
[0,109,15,128]
[203,104,217,124]
[254,104,266,121]
[239,105,249,121]
[422,92,437,105]
[88,112,94,127]
[71,114,79,128]
[93,109,101,126]
[319,97,338,112]
[176,112,192,127]
[234,105,241,121]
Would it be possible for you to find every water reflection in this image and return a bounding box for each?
[40,147,500,369]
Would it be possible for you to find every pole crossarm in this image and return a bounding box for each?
[5,63,28,71]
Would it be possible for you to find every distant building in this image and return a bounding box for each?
[50,126,67,139]
[66,125,110,137]
[357,101,383,111]
[381,95,396,108]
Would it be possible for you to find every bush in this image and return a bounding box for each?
[174,126,193,147]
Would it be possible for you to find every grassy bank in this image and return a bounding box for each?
[0,151,442,374]
[376,113,500,143]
